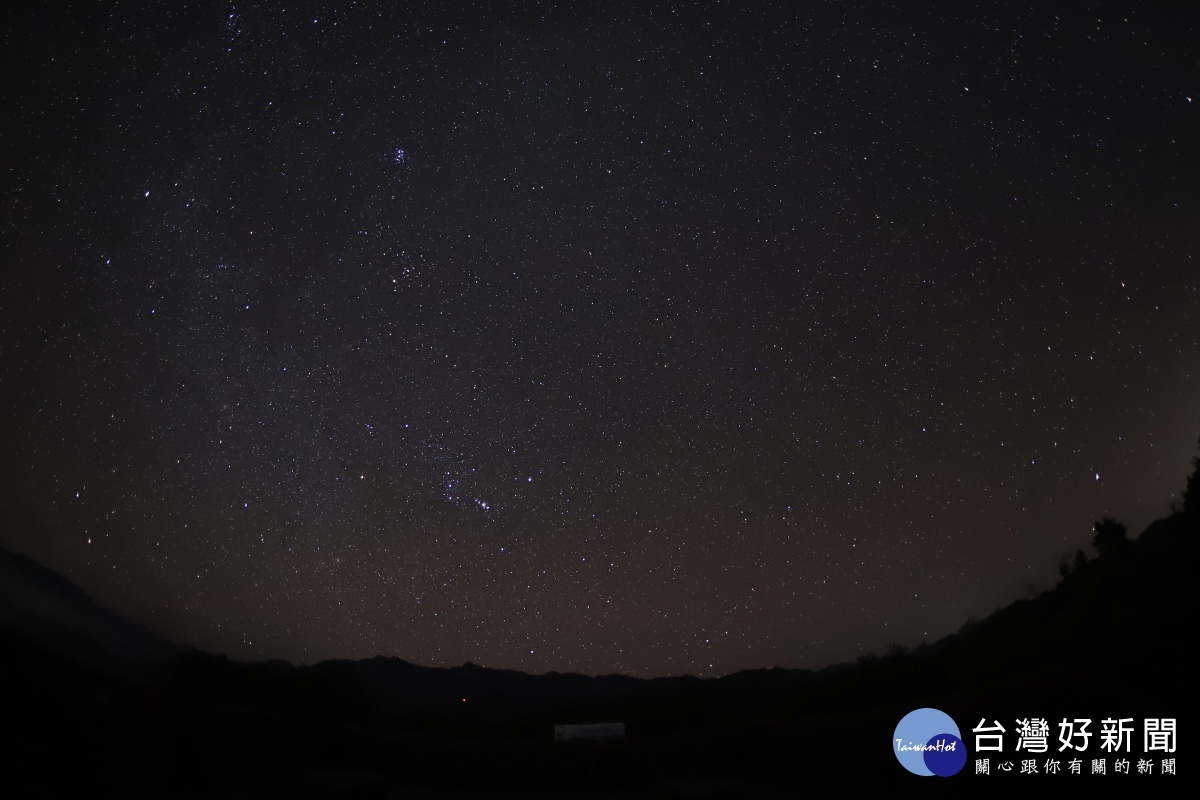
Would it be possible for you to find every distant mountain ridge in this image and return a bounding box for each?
[2,505,1195,795]
[3,508,1196,712]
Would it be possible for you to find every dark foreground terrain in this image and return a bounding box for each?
[2,508,1194,797]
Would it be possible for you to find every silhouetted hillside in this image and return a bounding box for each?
[3,503,1195,796]
[0,541,179,676]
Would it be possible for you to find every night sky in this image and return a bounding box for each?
[2,1,1197,678]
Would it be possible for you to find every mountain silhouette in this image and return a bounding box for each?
[0,541,178,677]
[3,502,1195,796]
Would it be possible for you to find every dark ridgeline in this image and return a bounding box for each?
[3,448,1197,798]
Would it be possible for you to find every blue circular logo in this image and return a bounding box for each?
[893,708,966,777]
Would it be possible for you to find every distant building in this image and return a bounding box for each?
[553,722,626,742]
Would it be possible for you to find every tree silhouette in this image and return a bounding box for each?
[1183,436,1200,517]
[1092,517,1129,558]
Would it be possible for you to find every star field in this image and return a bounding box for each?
[2,1,1198,677]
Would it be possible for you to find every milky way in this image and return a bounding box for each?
[2,1,1197,676]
